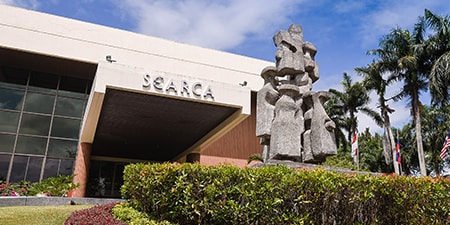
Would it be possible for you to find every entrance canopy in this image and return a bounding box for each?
[80,62,251,162]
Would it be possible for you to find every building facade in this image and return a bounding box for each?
[0,5,271,197]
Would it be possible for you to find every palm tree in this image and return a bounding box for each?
[424,9,450,107]
[355,62,398,173]
[368,25,429,176]
[421,105,450,176]
[324,94,348,152]
[328,73,381,154]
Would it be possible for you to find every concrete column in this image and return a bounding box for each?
[72,142,92,197]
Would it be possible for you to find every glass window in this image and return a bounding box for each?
[43,158,59,179]
[19,114,51,136]
[59,77,86,98]
[48,139,77,158]
[0,111,19,133]
[23,92,55,114]
[0,134,15,153]
[28,72,57,94]
[0,67,28,90]
[25,156,43,182]
[10,155,27,182]
[0,88,25,110]
[54,97,84,117]
[51,117,80,139]
[0,154,11,181]
[15,136,47,155]
[59,159,74,175]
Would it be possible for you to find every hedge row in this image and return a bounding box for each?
[121,163,450,225]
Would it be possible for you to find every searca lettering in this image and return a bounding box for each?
[143,74,214,101]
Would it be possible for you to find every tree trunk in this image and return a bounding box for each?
[383,122,398,174]
[413,96,426,176]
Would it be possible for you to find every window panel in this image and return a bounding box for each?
[48,139,77,158]
[15,136,47,155]
[10,155,27,182]
[0,88,25,110]
[23,92,55,114]
[0,67,28,90]
[0,111,19,133]
[19,114,51,136]
[0,154,11,180]
[28,72,57,94]
[59,159,74,175]
[26,156,43,182]
[43,158,59,179]
[54,97,84,117]
[0,134,15,153]
[51,117,80,139]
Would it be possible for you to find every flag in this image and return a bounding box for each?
[351,134,358,157]
[440,130,450,160]
[395,136,401,165]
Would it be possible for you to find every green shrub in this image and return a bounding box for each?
[27,174,80,197]
[121,163,450,225]
[112,202,176,225]
[0,180,30,196]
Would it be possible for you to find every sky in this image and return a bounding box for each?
[1,0,450,134]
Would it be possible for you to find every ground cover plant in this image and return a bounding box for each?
[0,205,92,225]
[121,162,450,225]
[0,175,79,197]
[64,202,126,225]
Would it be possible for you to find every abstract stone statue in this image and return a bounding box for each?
[256,24,337,164]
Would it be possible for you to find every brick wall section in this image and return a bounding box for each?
[201,93,261,166]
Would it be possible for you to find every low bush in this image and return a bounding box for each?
[112,202,176,225]
[64,202,126,225]
[26,174,79,197]
[0,175,80,197]
[0,180,30,196]
[121,162,450,225]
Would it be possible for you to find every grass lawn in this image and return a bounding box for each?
[0,205,93,225]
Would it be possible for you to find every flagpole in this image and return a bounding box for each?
[396,130,402,175]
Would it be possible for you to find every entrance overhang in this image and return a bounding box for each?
[80,62,251,161]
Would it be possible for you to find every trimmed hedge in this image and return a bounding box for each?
[121,163,450,225]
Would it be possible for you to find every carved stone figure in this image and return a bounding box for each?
[256,66,279,161]
[256,24,337,164]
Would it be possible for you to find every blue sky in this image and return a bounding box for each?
[2,0,449,134]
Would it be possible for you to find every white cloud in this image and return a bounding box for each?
[358,0,448,48]
[0,0,39,9]
[118,0,305,50]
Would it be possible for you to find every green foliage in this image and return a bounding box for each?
[247,153,263,164]
[0,180,31,196]
[321,154,358,171]
[112,202,176,225]
[121,163,450,225]
[27,175,80,197]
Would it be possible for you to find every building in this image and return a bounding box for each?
[0,5,272,197]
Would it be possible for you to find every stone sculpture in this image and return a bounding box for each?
[256,24,337,163]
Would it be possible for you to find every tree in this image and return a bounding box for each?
[421,104,450,175]
[328,73,381,165]
[368,25,429,176]
[358,128,393,173]
[324,93,348,152]
[425,9,450,107]
[355,62,398,173]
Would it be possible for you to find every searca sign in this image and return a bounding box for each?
[143,74,214,101]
